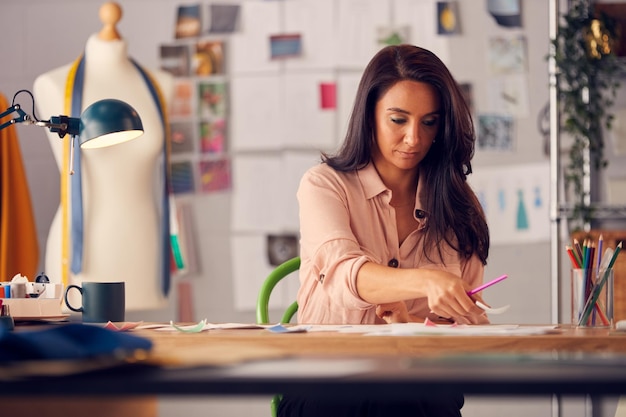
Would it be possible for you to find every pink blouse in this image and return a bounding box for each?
[296,162,486,324]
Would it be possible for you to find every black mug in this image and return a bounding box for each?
[64,282,125,323]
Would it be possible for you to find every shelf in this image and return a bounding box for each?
[558,203,626,220]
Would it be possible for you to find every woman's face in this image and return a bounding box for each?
[372,80,441,175]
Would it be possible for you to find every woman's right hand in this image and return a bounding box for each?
[422,269,484,319]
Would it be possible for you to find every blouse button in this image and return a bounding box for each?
[415,209,426,219]
[388,258,399,268]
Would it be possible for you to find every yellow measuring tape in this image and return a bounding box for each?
[60,55,83,288]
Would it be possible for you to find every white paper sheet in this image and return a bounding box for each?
[282,72,338,149]
[395,0,450,63]
[230,74,283,152]
[284,0,337,70]
[335,0,391,69]
[231,154,284,232]
[230,0,281,74]
[306,323,557,336]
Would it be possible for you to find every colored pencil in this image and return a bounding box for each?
[578,241,622,326]
[596,234,604,271]
[566,245,581,268]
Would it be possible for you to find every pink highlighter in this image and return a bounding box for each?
[467,274,508,296]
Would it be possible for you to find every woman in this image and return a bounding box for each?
[297,44,489,326]
[279,44,490,417]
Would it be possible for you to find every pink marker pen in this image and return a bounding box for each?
[467,274,508,296]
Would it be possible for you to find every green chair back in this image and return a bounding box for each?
[256,256,301,416]
[256,256,300,325]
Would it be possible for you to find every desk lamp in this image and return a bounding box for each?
[0,89,143,155]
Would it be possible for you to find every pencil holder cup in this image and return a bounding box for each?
[571,268,614,328]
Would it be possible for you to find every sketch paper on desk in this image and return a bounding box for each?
[468,162,550,245]
[369,323,557,336]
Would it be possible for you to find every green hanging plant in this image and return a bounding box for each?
[551,0,624,230]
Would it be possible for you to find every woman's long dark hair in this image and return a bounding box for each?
[323,44,489,265]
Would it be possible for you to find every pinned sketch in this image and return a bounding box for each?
[477,114,515,151]
[487,35,526,75]
[468,162,550,245]
[377,26,410,46]
[486,74,530,118]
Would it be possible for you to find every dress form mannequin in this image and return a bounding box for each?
[34,2,173,311]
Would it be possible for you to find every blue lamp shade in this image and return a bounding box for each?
[79,99,143,149]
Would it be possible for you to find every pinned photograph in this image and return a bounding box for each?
[175,4,202,38]
[437,1,461,35]
[170,122,195,154]
[198,81,227,120]
[199,158,231,193]
[208,4,240,33]
[199,119,226,154]
[171,161,196,194]
[193,40,225,76]
[170,80,193,118]
[267,234,299,266]
[270,34,302,59]
[160,44,190,77]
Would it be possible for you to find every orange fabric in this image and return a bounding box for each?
[0,92,39,280]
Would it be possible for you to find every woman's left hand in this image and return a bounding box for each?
[376,301,409,323]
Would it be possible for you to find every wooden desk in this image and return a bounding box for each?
[2,325,626,417]
[137,326,626,359]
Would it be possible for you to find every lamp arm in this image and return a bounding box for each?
[0,103,31,131]
[0,104,80,139]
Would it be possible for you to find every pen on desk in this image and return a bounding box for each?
[467,274,508,296]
